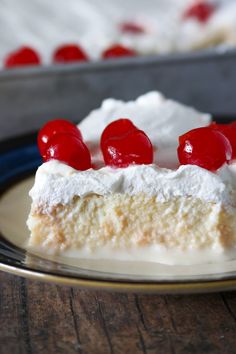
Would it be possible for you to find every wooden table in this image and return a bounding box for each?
[1,271,236,354]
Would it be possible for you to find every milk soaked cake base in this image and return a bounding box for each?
[27,194,236,255]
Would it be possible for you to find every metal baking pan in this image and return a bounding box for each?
[0,47,236,141]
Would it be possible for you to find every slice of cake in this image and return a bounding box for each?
[27,91,236,264]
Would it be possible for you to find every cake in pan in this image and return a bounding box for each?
[3,1,236,68]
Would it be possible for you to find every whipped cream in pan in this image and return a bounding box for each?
[29,91,236,211]
[1,0,236,63]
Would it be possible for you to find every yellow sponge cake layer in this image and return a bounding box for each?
[27,194,236,255]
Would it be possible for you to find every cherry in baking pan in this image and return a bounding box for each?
[101,118,153,168]
[178,127,232,171]
[4,46,41,68]
[183,1,215,23]
[102,44,136,59]
[53,44,88,63]
[44,133,91,171]
[120,22,145,34]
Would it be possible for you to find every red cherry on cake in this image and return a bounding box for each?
[45,133,91,171]
[183,2,215,23]
[101,119,137,149]
[4,46,41,68]
[209,122,236,159]
[102,130,153,167]
[178,127,232,171]
[120,22,145,34]
[53,44,88,63]
[38,119,82,159]
[102,44,136,59]
[101,118,153,167]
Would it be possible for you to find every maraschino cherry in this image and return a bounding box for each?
[101,119,137,149]
[4,46,41,68]
[44,133,91,171]
[102,44,136,59]
[101,118,153,167]
[183,1,215,23]
[38,119,82,159]
[53,44,88,63]
[210,122,236,160]
[178,127,232,171]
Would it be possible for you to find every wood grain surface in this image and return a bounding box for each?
[1,272,236,354]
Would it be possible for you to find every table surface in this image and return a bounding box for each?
[1,272,236,354]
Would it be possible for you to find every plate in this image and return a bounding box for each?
[1,133,236,294]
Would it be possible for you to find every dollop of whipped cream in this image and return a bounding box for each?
[79,91,210,168]
[29,90,236,211]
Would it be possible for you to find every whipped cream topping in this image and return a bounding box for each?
[29,91,236,211]
[79,91,210,168]
[30,160,236,211]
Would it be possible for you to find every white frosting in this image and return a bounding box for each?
[30,160,236,210]
[29,91,236,211]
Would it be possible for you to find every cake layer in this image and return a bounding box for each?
[27,193,236,258]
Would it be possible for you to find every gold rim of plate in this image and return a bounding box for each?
[1,262,236,293]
